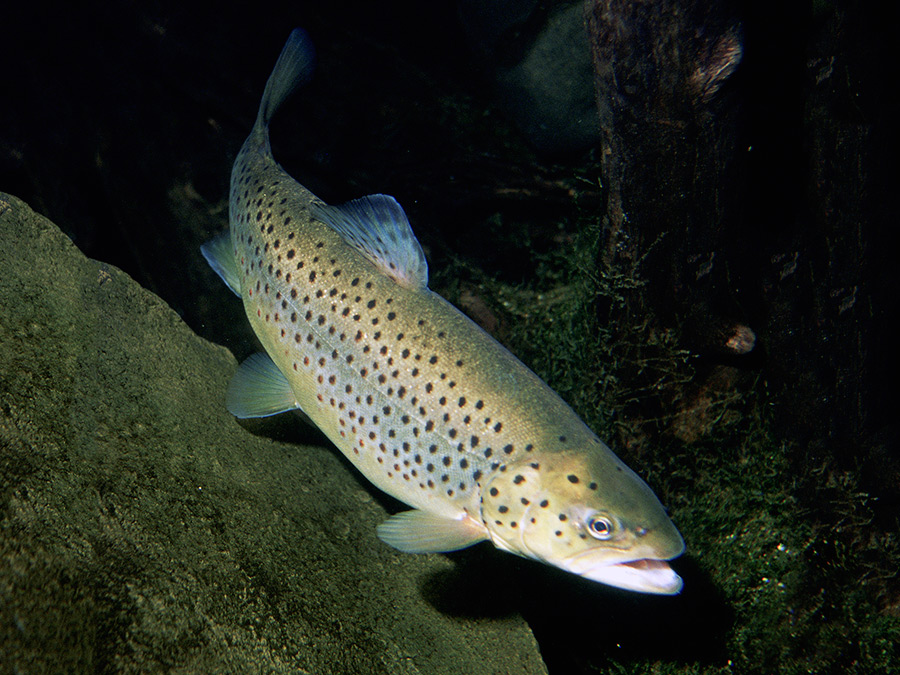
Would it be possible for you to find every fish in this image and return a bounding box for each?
[202,28,685,594]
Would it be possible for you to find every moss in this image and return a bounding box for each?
[431,189,900,674]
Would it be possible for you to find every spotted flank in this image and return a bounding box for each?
[203,28,686,594]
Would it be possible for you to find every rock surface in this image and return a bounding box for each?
[0,193,547,674]
[458,0,602,154]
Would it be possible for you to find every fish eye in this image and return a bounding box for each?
[587,514,614,540]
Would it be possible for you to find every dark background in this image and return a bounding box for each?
[2,1,896,672]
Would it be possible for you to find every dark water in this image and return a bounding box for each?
[2,1,896,673]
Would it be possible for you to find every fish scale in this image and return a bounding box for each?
[231,151,575,517]
[203,28,686,594]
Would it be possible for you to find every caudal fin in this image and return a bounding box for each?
[256,28,316,129]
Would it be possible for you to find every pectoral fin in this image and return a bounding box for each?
[376,510,488,553]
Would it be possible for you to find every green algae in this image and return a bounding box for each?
[430,192,900,675]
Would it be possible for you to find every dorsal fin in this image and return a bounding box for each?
[311,194,428,289]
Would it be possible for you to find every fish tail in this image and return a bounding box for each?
[256,28,316,129]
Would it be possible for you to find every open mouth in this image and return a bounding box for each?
[581,557,683,594]
[561,549,683,595]
[619,558,671,572]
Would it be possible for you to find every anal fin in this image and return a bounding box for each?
[201,234,241,297]
[376,510,487,553]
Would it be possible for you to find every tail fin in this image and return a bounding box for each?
[256,28,316,129]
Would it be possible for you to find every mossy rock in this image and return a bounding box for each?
[0,193,547,675]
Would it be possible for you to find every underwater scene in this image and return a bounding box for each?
[1,1,896,673]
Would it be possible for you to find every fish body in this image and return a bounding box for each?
[203,29,685,594]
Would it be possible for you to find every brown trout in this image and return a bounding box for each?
[203,29,685,594]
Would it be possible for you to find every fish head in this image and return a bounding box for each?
[480,442,685,594]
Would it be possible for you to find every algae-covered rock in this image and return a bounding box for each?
[0,192,547,674]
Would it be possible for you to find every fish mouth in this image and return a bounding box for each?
[564,552,684,595]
